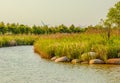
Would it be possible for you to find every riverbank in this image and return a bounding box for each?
[34,33,120,65]
[0,46,119,83]
[0,35,39,47]
[0,34,120,65]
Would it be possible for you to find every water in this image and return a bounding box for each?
[0,46,120,83]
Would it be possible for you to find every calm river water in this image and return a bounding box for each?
[0,46,120,83]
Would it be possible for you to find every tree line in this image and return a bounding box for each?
[0,1,120,35]
[0,22,85,35]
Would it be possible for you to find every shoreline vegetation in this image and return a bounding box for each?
[34,33,120,65]
[0,35,39,47]
[0,25,120,65]
[0,33,120,65]
[0,1,120,65]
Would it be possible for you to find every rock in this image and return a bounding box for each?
[106,58,120,65]
[81,61,89,64]
[81,52,97,61]
[55,56,69,62]
[9,40,17,46]
[81,53,89,61]
[89,59,105,64]
[51,56,57,61]
[71,59,81,64]
[88,52,96,59]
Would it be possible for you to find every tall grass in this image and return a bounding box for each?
[1,33,119,62]
[0,34,39,47]
[34,33,120,61]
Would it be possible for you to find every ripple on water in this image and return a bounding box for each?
[0,46,120,83]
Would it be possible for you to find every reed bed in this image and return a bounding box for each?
[0,34,39,47]
[34,33,120,61]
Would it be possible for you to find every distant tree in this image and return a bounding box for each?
[0,22,6,34]
[69,24,75,33]
[18,24,25,34]
[48,27,56,34]
[32,25,45,34]
[7,23,17,34]
[42,25,49,34]
[58,24,69,33]
[0,21,86,34]
[32,25,39,34]
[23,25,32,34]
[74,26,82,33]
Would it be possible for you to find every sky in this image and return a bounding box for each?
[0,0,119,26]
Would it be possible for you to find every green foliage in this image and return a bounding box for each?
[107,1,120,27]
[0,22,85,35]
[34,33,120,61]
[0,35,39,47]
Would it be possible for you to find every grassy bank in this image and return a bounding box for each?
[0,35,39,47]
[34,33,120,62]
[0,33,120,63]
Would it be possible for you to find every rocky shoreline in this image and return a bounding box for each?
[50,51,120,65]
[49,51,120,65]
[51,56,120,65]
[35,48,120,65]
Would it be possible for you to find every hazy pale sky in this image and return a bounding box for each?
[0,0,119,26]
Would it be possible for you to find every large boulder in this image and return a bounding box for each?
[55,56,69,62]
[89,59,105,64]
[51,56,57,61]
[106,58,120,65]
[71,59,81,64]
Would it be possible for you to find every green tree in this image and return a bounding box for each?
[58,24,69,33]
[69,24,75,33]
[7,23,17,34]
[107,1,120,27]
[0,22,7,34]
